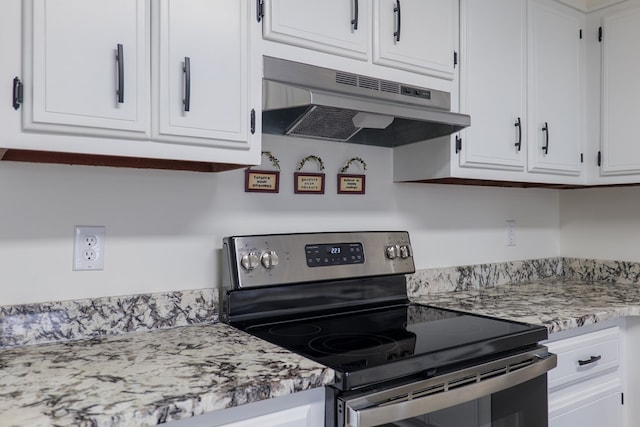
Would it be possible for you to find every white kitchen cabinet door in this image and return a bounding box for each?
[373,0,457,79]
[527,0,583,176]
[25,0,149,136]
[458,0,526,171]
[549,389,621,427]
[153,0,253,149]
[600,6,640,176]
[262,0,369,60]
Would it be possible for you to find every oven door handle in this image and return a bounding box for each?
[342,350,557,427]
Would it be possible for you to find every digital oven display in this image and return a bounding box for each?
[305,243,364,267]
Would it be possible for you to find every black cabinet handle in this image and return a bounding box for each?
[352,0,359,30]
[515,117,522,152]
[12,77,23,110]
[541,122,549,155]
[256,0,264,23]
[578,355,601,366]
[116,44,124,104]
[393,0,401,42]
[183,57,191,112]
[250,109,256,134]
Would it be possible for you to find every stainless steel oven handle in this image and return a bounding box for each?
[343,351,557,427]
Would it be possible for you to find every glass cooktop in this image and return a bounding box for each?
[243,303,548,390]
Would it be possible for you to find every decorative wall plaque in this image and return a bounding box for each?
[338,157,367,195]
[244,151,280,193]
[294,155,325,194]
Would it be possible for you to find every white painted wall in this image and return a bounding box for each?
[560,186,640,261]
[0,135,560,305]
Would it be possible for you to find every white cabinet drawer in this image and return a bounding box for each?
[546,327,619,391]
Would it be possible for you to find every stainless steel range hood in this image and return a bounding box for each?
[262,57,470,147]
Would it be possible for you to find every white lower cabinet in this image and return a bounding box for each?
[165,387,325,427]
[549,380,621,427]
[545,323,623,427]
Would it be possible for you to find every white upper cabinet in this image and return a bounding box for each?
[394,0,586,185]
[262,0,370,60]
[14,0,260,166]
[527,0,584,176]
[373,0,457,79]
[261,0,457,80]
[25,0,150,137]
[599,5,640,176]
[153,0,252,148]
[459,0,526,171]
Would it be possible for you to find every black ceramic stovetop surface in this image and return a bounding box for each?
[243,302,547,390]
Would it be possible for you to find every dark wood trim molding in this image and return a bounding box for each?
[0,149,246,173]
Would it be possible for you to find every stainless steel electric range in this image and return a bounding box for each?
[220,231,556,427]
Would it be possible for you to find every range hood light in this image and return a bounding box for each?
[352,112,394,129]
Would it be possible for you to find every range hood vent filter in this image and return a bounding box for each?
[287,106,361,142]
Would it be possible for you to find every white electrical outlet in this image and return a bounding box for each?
[505,220,516,246]
[73,226,105,270]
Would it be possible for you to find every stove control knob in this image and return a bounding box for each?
[261,250,279,269]
[399,245,412,259]
[386,245,399,260]
[240,252,260,271]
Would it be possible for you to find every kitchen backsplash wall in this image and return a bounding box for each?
[0,289,215,348]
[564,257,640,283]
[560,186,640,262]
[407,257,564,298]
[0,135,561,306]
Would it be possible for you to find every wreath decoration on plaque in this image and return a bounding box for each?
[338,157,367,194]
[294,155,325,194]
[244,151,281,193]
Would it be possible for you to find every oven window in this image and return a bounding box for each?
[379,376,548,427]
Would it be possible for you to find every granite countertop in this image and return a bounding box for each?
[414,279,640,334]
[0,323,334,427]
[4,277,640,427]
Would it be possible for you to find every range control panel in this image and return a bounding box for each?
[223,231,415,289]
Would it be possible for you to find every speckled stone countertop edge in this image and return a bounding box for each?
[0,323,335,427]
[413,279,640,335]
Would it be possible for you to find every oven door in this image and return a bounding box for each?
[337,347,557,427]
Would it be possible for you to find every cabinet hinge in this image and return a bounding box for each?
[599,26,603,42]
[453,51,458,68]
[579,29,583,39]
[597,151,602,167]
[250,109,256,134]
[12,77,23,110]
[455,135,462,154]
[256,0,264,23]
[580,153,584,163]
